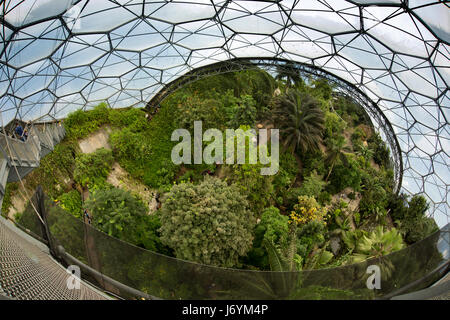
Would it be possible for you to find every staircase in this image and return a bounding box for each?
[0,122,66,213]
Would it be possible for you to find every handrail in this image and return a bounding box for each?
[383,260,450,299]
[55,245,161,300]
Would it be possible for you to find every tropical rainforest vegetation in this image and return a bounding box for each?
[7,67,438,280]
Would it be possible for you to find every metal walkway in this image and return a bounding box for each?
[0,122,111,300]
[0,217,108,300]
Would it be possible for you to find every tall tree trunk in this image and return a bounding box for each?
[325,161,335,182]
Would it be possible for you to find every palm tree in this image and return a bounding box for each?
[273,90,324,155]
[274,62,304,90]
[325,136,351,181]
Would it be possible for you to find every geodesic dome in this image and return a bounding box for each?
[0,0,448,227]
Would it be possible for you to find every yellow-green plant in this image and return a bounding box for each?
[289,195,327,226]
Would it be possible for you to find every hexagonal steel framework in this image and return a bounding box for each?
[0,0,448,226]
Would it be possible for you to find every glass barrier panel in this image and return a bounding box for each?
[40,192,449,300]
[13,192,44,240]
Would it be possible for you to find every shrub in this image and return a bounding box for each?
[85,187,164,251]
[399,215,438,244]
[159,176,254,267]
[174,93,227,131]
[368,133,391,168]
[109,128,152,169]
[290,195,327,226]
[333,96,368,126]
[273,151,299,199]
[297,220,326,259]
[74,148,114,189]
[324,111,346,140]
[359,170,390,217]
[108,107,150,132]
[65,102,110,139]
[351,127,366,146]
[1,182,19,217]
[233,69,276,113]
[58,190,82,219]
[245,206,289,269]
[301,149,326,177]
[227,94,258,129]
[327,156,362,194]
[26,140,78,198]
[110,101,177,189]
[297,170,327,199]
[259,206,289,246]
[230,161,274,216]
[318,191,331,205]
[389,194,438,244]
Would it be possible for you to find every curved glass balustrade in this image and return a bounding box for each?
[16,190,449,300]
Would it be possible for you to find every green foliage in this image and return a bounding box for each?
[186,68,275,114]
[347,226,405,263]
[333,96,369,126]
[65,102,110,139]
[318,191,331,205]
[74,148,114,189]
[351,127,367,146]
[324,135,351,181]
[301,149,326,177]
[85,187,165,251]
[227,94,258,129]
[324,111,346,140]
[359,168,392,217]
[58,190,82,219]
[263,234,302,272]
[399,215,438,244]
[108,107,150,132]
[47,204,88,263]
[159,176,254,267]
[297,170,328,199]
[245,206,289,270]
[327,155,362,194]
[341,229,366,251]
[356,144,374,164]
[389,194,438,244]
[109,102,177,190]
[1,182,19,217]
[174,93,227,131]
[327,200,352,236]
[230,161,274,216]
[272,151,299,202]
[296,220,326,260]
[311,78,333,101]
[259,206,289,246]
[26,140,78,198]
[232,69,276,115]
[109,128,152,169]
[368,133,391,168]
[272,90,324,154]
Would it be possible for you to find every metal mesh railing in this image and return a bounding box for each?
[0,216,107,300]
[0,133,40,166]
[14,189,450,300]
